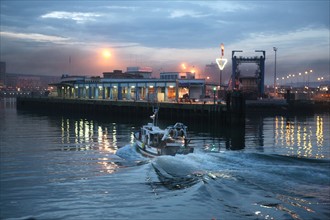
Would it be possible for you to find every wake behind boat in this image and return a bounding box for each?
[134,109,194,157]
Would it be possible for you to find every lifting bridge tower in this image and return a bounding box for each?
[231,50,266,97]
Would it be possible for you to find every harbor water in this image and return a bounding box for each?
[1,98,329,220]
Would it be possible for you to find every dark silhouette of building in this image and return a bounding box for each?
[0,61,6,87]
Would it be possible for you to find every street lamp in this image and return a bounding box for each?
[308,69,313,87]
[273,47,277,95]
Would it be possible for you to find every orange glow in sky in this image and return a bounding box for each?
[102,49,111,59]
[181,63,186,70]
[95,48,125,73]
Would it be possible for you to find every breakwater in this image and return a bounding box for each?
[16,96,245,124]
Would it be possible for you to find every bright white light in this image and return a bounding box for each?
[216,58,227,70]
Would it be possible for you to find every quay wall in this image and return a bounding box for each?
[245,99,330,114]
[16,97,243,123]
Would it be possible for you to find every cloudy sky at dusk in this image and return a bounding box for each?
[1,0,329,84]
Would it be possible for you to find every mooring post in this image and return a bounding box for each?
[229,91,245,124]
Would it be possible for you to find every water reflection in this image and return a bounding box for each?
[186,119,246,152]
[274,115,327,159]
[0,97,16,109]
[60,118,135,152]
[59,117,136,174]
[191,113,329,159]
[8,95,328,160]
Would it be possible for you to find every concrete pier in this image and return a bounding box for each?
[17,97,244,124]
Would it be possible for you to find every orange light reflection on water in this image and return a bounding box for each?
[60,119,122,173]
[274,115,326,159]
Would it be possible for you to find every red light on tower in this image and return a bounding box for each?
[220,43,224,57]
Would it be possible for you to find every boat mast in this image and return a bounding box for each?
[155,108,159,126]
[150,107,159,126]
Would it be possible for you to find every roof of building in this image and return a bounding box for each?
[103,71,143,79]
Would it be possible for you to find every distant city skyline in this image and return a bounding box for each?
[0,1,329,85]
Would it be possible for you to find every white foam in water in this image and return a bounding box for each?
[115,144,146,161]
[151,151,237,184]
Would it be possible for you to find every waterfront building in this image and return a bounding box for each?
[126,66,152,79]
[0,61,6,88]
[203,63,218,84]
[53,69,205,102]
[103,70,143,79]
[160,71,195,80]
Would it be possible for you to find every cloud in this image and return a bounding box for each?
[0,0,329,80]
[40,11,102,23]
[224,26,329,80]
[169,10,209,19]
[0,31,70,43]
[192,1,256,13]
[228,27,329,59]
[105,6,138,11]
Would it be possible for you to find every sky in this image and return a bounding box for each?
[0,0,329,84]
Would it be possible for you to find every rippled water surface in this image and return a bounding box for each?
[1,98,329,220]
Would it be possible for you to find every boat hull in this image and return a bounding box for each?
[134,132,193,157]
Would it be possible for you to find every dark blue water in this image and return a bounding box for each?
[1,98,329,220]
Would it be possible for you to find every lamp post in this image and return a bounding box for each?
[216,43,227,100]
[220,43,224,87]
[273,47,277,95]
[213,86,216,104]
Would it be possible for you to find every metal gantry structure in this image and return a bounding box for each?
[231,50,266,97]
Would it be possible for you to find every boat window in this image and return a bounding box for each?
[149,133,158,146]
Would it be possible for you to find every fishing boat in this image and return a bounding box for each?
[134,109,194,157]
